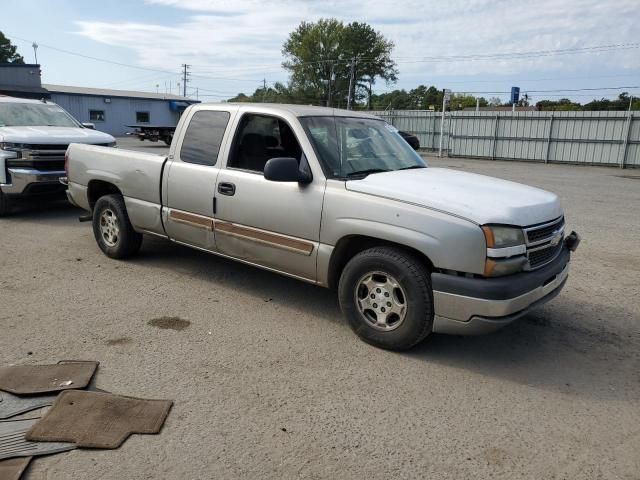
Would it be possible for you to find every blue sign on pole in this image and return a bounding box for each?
[510,86,520,104]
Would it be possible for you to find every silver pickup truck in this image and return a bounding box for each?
[65,103,580,350]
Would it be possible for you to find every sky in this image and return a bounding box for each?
[1,0,639,104]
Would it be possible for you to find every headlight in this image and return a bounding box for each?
[0,142,24,152]
[482,225,525,248]
[481,225,527,277]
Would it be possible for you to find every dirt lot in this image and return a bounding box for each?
[1,139,639,479]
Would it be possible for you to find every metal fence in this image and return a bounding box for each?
[372,110,639,168]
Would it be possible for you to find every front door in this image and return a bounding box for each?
[164,108,234,250]
[214,113,325,281]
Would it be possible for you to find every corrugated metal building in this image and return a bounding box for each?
[0,64,50,99]
[0,63,198,136]
[43,84,197,136]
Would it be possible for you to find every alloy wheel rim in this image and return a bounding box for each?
[354,271,407,331]
[99,209,120,247]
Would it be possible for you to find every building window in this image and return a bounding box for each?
[136,111,150,123]
[89,110,105,122]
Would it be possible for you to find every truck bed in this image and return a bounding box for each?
[67,144,167,207]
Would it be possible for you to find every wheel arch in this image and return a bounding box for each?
[87,180,123,211]
[327,235,435,290]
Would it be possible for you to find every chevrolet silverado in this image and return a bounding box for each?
[64,103,580,350]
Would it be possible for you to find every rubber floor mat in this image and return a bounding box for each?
[0,419,75,460]
[26,391,173,449]
[0,361,98,395]
[0,456,31,480]
[0,392,57,420]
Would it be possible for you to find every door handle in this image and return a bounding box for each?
[218,182,235,196]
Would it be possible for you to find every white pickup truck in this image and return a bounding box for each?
[0,95,115,215]
[65,103,579,350]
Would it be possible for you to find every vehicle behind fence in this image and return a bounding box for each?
[372,110,639,168]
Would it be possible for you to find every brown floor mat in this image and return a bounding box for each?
[0,361,98,395]
[26,391,173,449]
[0,457,31,480]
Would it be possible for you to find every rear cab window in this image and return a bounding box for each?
[180,110,231,166]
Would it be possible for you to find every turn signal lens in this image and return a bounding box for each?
[484,256,528,277]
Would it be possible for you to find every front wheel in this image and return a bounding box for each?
[338,247,433,351]
[92,194,142,259]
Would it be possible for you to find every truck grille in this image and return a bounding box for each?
[524,217,565,269]
[6,159,65,171]
[5,143,110,172]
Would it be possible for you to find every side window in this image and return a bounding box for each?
[228,114,302,173]
[136,111,150,123]
[180,110,230,166]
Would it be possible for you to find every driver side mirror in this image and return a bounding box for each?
[264,157,312,184]
[82,122,96,130]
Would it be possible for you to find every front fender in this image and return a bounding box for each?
[320,181,487,275]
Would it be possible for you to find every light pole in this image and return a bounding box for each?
[32,42,38,64]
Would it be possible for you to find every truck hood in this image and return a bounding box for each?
[0,126,114,145]
[345,167,563,226]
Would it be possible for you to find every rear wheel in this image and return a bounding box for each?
[92,194,142,259]
[338,247,433,350]
[0,191,10,217]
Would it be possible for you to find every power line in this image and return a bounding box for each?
[10,31,637,77]
[4,32,275,84]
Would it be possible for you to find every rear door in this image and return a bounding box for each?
[163,107,235,251]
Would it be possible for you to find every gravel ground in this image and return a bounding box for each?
[1,139,639,479]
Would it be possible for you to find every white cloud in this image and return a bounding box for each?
[74,0,640,86]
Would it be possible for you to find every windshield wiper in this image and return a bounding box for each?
[397,165,427,171]
[344,168,391,178]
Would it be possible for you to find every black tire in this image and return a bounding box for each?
[338,247,433,351]
[92,194,142,259]
[0,191,11,217]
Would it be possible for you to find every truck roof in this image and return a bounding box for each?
[200,102,380,119]
[0,95,49,104]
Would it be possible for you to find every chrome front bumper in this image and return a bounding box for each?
[0,168,66,195]
[431,245,571,335]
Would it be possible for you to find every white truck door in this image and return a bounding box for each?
[213,112,324,282]
[164,108,235,251]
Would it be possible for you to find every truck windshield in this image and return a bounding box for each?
[300,116,426,179]
[0,102,80,128]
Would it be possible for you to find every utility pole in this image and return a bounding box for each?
[181,64,190,97]
[328,62,335,108]
[629,95,634,111]
[262,78,267,102]
[439,89,451,158]
[347,57,358,110]
[32,42,38,64]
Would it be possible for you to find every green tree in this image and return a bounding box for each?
[0,32,24,64]
[449,93,488,111]
[536,98,581,111]
[282,19,397,108]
